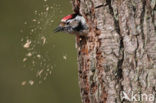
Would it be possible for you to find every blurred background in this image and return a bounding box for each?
[0,0,81,103]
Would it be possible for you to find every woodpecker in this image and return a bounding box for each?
[54,14,88,36]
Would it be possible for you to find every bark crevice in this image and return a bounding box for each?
[140,0,146,49]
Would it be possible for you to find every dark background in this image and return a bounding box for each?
[0,0,81,103]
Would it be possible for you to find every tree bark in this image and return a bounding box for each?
[73,0,156,103]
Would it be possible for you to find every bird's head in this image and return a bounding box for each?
[54,13,88,35]
[54,14,76,33]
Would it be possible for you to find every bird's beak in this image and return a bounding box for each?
[54,26,64,32]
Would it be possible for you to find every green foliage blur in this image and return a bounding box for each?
[0,0,81,103]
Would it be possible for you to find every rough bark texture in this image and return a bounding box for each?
[73,0,156,103]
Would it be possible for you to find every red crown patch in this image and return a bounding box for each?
[61,14,73,22]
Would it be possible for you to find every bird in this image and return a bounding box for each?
[54,13,88,36]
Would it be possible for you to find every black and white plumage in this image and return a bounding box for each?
[54,14,88,36]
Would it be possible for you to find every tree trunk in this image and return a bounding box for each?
[73,0,156,103]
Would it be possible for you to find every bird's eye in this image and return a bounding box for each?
[66,22,69,25]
